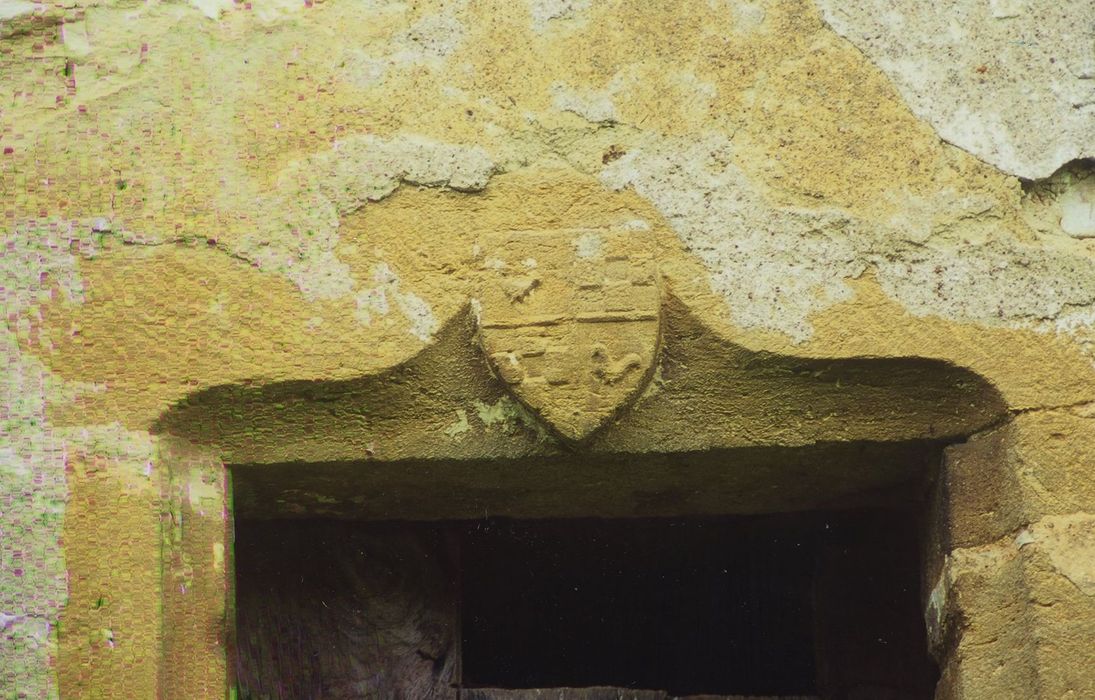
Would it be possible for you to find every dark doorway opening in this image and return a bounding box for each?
[461,516,816,696]
[234,509,937,699]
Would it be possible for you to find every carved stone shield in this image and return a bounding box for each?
[477,228,661,442]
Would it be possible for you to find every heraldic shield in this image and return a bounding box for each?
[477,228,661,442]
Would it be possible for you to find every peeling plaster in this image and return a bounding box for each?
[601,133,1095,345]
[600,134,867,341]
[551,82,619,124]
[573,231,603,259]
[1,221,165,695]
[229,134,495,302]
[814,0,1095,178]
[354,262,439,341]
[527,0,591,33]
[1,223,83,697]
[0,0,37,21]
[721,0,766,33]
[4,0,1095,693]
[1023,161,1095,239]
[187,0,233,21]
[393,12,466,62]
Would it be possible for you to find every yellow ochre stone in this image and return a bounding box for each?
[2,0,1094,697]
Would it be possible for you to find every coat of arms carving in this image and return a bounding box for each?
[476,227,661,442]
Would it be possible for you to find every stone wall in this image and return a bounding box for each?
[1,0,1093,697]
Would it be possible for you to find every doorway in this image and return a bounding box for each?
[234,508,936,699]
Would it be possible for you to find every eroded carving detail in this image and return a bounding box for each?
[477,228,660,441]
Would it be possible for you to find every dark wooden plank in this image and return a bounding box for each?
[459,689,819,700]
[460,688,668,700]
[234,520,459,699]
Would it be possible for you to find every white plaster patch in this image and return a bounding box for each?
[708,0,766,32]
[354,286,389,326]
[605,134,1095,342]
[988,0,1024,20]
[0,221,107,697]
[187,472,220,511]
[329,5,464,88]
[394,290,439,342]
[230,134,495,301]
[60,20,91,57]
[527,0,591,33]
[2,221,90,309]
[814,0,1095,178]
[188,0,233,20]
[738,1,766,30]
[0,0,36,21]
[337,50,389,89]
[212,542,225,574]
[392,12,466,63]
[1022,161,1095,239]
[2,616,52,653]
[949,539,1016,576]
[551,82,618,124]
[0,611,24,630]
[601,134,867,341]
[443,409,471,438]
[1060,178,1095,238]
[873,240,1095,333]
[675,70,718,102]
[574,231,603,259]
[353,263,438,341]
[884,187,998,245]
[252,0,311,23]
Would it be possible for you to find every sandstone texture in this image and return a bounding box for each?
[2,0,1094,697]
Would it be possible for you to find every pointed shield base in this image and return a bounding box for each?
[477,228,661,442]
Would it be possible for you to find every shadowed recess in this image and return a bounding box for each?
[234,511,937,699]
[229,440,944,521]
[153,298,1008,463]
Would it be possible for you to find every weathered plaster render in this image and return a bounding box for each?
[816,0,1095,179]
[2,0,1095,696]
